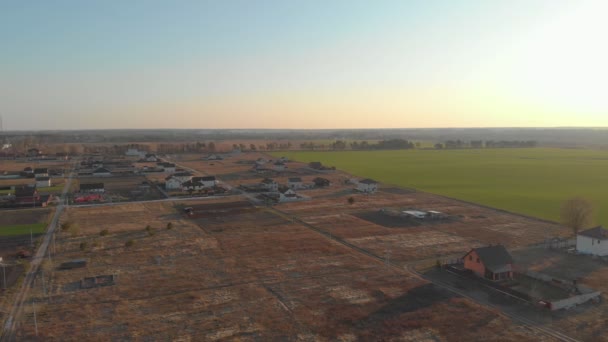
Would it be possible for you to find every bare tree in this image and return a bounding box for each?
[561,197,594,235]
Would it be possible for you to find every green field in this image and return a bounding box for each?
[0,223,47,237]
[273,148,608,224]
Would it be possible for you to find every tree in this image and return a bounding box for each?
[561,197,594,235]
[166,222,173,230]
[347,197,355,205]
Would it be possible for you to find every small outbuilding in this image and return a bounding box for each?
[357,179,378,193]
[92,168,112,177]
[35,176,52,188]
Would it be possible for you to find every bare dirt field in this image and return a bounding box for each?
[73,175,165,201]
[12,198,544,341]
[277,189,570,266]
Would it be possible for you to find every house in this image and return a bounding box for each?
[576,226,608,256]
[288,177,303,190]
[204,154,223,161]
[273,161,286,172]
[309,162,323,170]
[165,172,193,190]
[200,176,217,188]
[23,167,33,174]
[279,156,289,163]
[463,245,514,281]
[27,148,41,157]
[92,168,112,177]
[158,162,176,173]
[126,148,143,157]
[165,177,183,190]
[172,172,193,183]
[255,158,268,166]
[279,188,298,202]
[34,168,49,178]
[35,176,52,188]
[313,177,331,187]
[260,178,279,192]
[357,179,378,193]
[182,176,217,191]
[80,183,105,193]
[145,154,158,162]
[14,186,40,204]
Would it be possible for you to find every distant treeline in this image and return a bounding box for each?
[298,139,538,151]
[436,140,538,149]
[301,139,417,150]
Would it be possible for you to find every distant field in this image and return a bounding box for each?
[0,223,47,237]
[273,148,608,224]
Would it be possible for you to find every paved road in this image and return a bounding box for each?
[1,165,76,341]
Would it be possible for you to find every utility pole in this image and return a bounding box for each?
[1,258,6,289]
[33,300,39,336]
[30,228,33,247]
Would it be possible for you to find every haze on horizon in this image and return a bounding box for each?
[1,0,607,131]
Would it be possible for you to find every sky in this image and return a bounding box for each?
[1,0,607,130]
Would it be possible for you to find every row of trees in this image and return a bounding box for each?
[435,140,538,149]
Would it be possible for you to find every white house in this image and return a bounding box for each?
[159,163,176,173]
[80,183,105,193]
[576,226,608,256]
[288,177,303,190]
[182,176,217,191]
[145,154,158,162]
[92,168,112,177]
[200,176,217,188]
[260,178,279,192]
[255,158,268,166]
[279,188,298,202]
[35,176,52,188]
[126,148,145,157]
[165,176,183,190]
[273,162,286,172]
[165,172,193,190]
[357,179,378,193]
[34,168,49,178]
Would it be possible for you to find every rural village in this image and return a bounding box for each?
[0,144,607,341]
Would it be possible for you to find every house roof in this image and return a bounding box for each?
[173,172,193,177]
[23,167,32,171]
[359,178,378,184]
[466,245,513,271]
[274,161,285,166]
[261,178,276,184]
[35,176,50,181]
[34,168,48,174]
[93,167,111,173]
[200,176,216,181]
[80,183,104,190]
[15,186,37,197]
[578,226,608,240]
[288,177,302,182]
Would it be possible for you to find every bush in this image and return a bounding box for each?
[60,222,71,231]
[145,225,155,236]
[99,229,109,236]
[166,222,173,230]
[79,242,88,251]
[125,240,135,248]
[347,197,355,205]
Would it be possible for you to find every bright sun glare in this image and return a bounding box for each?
[511,0,608,113]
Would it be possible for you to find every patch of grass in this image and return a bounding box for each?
[273,148,608,223]
[0,223,47,237]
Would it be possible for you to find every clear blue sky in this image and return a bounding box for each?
[1,0,606,130]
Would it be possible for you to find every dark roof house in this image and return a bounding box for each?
[578,226,608,240]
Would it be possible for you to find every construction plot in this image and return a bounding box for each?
[12,199,542,341]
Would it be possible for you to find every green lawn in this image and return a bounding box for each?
[273,148,608,224]
[0,223,47,237]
